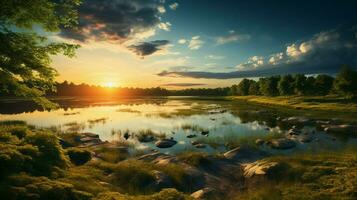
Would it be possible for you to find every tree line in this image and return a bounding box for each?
[229,67,357,97]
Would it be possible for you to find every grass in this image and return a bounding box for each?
[135,129,166,142]
[234,149,357,200]
[232,95,357,122]
[179,123,206,132]
[116,108,141,113]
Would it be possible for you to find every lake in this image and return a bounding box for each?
[0,97,355,154]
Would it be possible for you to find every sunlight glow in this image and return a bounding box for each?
[103,82,117,88]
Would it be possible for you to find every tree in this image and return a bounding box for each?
[0,0,81,108]
[315,74,334,95]
[248,80,260,95]
[278,74,294,95]
[293,74,307,95]
[259,76,280,96]
[333,66,357,98]
[237,78,251,95]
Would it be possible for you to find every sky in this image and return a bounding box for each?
[52,0,357,88]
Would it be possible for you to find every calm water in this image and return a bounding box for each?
[0,97,355,154]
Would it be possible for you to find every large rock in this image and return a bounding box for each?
[190,187,222,200]
[223,146,269,162]
[242,160,287,178]
[155,139,177,148]
[323,124,357,135]
[75,132,104,147]
[268,138,296,149]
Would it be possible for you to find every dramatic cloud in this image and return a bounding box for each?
[158,22,171,31]
[128,40,169,57]
[169,2,179,10]
[216,31,251,45]
[158,28,357,79]
[60,0,164,43]
[188,36,204,50]
[206,55,225,60]
[161,83,206,87]
[157,5,166,13]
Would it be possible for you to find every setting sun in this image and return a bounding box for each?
[103,82,117,88]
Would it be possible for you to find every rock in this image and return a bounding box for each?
[191,141,200,145]
[299,135,313,143]
[155,139,177,148]
[242,160,286,178]
[150,170,174,189]
[201,130,209,135]
[123,132,130,140]
[268,138,296,149]
[191,187,221,199]
[287,128,301,135]
[323,124,357,135]
[223,146,269,162]
[282,117,312,125]
[59,138,73,148]
[255,139,265,145]
[194,143,206,148]
[75,132,103,147]
[187,134,197,138]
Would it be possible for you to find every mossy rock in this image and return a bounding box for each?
[66,148,92,166]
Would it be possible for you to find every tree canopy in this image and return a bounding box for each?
[0,0,81,108]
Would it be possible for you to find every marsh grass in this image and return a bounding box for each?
[179,123,205,132]
[135,129,166,142]
[63,121,86,133]
[88,118,107,127]
[116,108,141,113]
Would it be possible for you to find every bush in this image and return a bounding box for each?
[67,148,92,166]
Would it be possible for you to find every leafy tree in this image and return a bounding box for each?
[0,0,81,108]
[333,66,357,97]
[237,78,251,95]
[278,74,294,95]
[293,74,307,95]
[248,80,260,95]
[259,76,280,96]
[314,74,334,95]
[305,76,316,95]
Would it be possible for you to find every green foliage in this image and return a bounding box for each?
[259,76,280,96]
[0,174,92,200]
[0,0,81,108]
[315,74,334,95]
[333,66,357,97]
[66,148,92,166]
[278,74,294,95]
[237,79,251,95]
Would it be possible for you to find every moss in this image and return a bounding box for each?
[66,148,92,166]
[177,152,212,167]
[95,188,192,200]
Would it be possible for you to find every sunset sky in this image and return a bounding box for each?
[51,0,357,88]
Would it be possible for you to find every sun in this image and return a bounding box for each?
[103,82,117,88]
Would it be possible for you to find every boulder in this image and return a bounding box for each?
[242,160,286,178]
[201,130,209,135]
[155,139,177,148]
[268,138,295,149]
[323,124,357,135]
[187,134,197,138]
[255,139,265,145]
[75,132,103,147]
[191,187,221,200]
[194,143,206,148]
[223,146,269,162]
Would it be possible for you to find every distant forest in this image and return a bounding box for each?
[48,67,356,97]
[3,67,355,98]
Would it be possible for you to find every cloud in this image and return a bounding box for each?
[206,55,225,60]
[60,0,164,43]
[157,5,166,13]
[178,39,187,44]
[161,83,206,87]
[169,2,179,10]
[128,40,169,57]
[216,31,251,45]
[188,36,204,50]
[158,22,171,31]
[158,27,357,79]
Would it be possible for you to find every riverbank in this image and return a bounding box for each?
[0,121,356,200]
[231,95,357,122]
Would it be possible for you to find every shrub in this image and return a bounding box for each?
[67,148,92,166]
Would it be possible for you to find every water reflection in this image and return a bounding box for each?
[0,97,355,154]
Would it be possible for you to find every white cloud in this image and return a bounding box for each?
[268,52,284,65]
[188,36,204,50]
[157,22,171,31]
[157,5,166,13]
[178,39,187,44]
[236,56,264,70]
[169,2,179,10]
[206,55,225,60]
[216,31,251,45]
